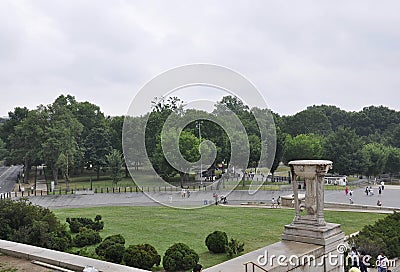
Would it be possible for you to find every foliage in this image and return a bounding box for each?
[226,238,244,257]
[283,133,324,163]
[350,212,400,259]
[3,93,400,182]
[205,231,228,253]
[54,206,386,269]
[104,243,125,263]
[66,215,104,233]
[73,229,102,247]
[106,149,123,185]
[123,244,161,270]
[162,243,199,272]
[0,199,71,251]
[95,234,126,257]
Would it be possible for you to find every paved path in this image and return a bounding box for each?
[324,185,400,208]
[21,185,400,210]
[0,165,21,193]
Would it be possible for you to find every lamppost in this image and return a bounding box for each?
[196,121,203,185]
[89,164,93,191]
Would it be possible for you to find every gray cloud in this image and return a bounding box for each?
[0,0,399,117]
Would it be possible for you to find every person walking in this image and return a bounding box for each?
[271,197,276,208]
[381,181,385,191]
[377,251,389,272]
[378,186,382,195]
[359,250,368,272]
[345,186,349,196]
[350,247,360,268]
[277,196,281,208]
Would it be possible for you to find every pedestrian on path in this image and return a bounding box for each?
[271,197,276,208]
[381,181,385,191]
[277,196,281,208]
[377,251,389,272]
[379,186,382,195]
[365,186,369,196]
[345,186,349,196]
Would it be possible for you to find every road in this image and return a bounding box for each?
[0,165,22,193]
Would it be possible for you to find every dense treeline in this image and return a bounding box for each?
[1,95,400,184]
[0,95,124,188]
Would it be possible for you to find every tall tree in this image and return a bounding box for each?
[106,149,123,186]
[7,108,47,181]
[361,143,388,177]
[83,126,111,180]
[283,134,324,164]
[42,95,83,188]
[323,127,364,175]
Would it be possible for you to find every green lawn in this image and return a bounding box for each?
[54,206,387,270]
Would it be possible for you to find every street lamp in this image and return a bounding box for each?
[89,164,93,191]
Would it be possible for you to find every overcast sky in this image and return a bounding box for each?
[1,1,399,117]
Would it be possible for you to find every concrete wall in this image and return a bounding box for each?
[0,239,149,272]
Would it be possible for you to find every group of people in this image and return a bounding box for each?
[349,247,391,272]
[271,196,281,208]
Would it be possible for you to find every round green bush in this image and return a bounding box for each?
[104,243,125,264]
[205,230,228,253]
[103,234,125,245]
[73,229,102,247]
[123,244,161,270]
[163,243,199,272]
[96,234,126,257]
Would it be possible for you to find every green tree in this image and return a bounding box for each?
[0,107,29,147]
[385,147,400,176]
[323,127,364,175]
[106,149,123,185]
[7,108,47,181]
[83,126,111,180]
[283,134,324,163]
[0,138,7,161]
[361,143,388,177]
[42,95,83,188]
[152,130,200,186]
[282,106,332,136]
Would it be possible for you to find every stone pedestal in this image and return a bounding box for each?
[282,160,345,272]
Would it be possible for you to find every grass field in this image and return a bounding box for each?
[54,206,386,270]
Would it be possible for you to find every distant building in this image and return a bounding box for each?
[324,175,347,186]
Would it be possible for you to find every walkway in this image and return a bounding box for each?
[20,185,400,210]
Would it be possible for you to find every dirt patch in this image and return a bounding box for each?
[0,254,52,272]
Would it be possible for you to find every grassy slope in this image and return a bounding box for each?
[54,206,386,269]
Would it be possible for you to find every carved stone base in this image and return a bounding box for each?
[282,222,345,246]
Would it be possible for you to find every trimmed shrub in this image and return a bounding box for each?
[350,211,400,259]
[205,231,228,253]
[73,229,102,247]
[163,243,199,272]
[104,243,125,264]
[123,244,161,270]
[66,215,104,233]
[226,238,244,257]
[95,234,126,257]
[103,234,125,245]
[0,199,71,251]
